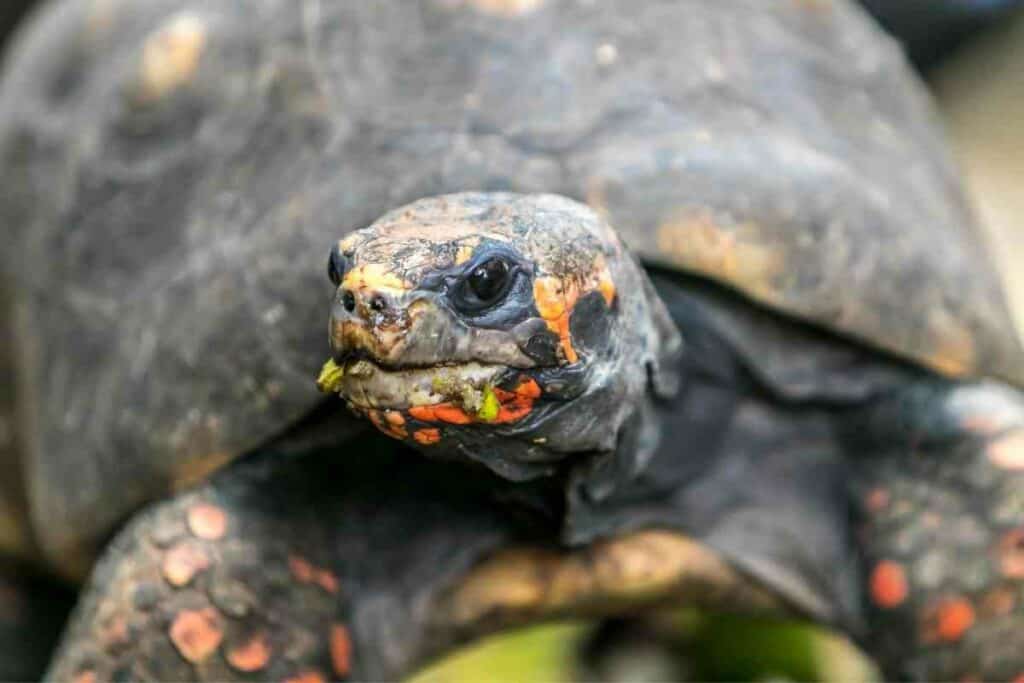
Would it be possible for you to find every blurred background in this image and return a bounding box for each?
[2,0,1022,680]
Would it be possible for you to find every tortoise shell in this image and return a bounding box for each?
[1,0,1020,570]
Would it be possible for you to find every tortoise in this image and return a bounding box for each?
[2,0,1024,680]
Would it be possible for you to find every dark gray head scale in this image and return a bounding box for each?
[318,192,682,480]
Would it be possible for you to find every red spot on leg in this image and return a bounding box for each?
[316,570,340,595]
[169,607,224,663]
[226,631,271,672]
[73,670,97,683]
[870,560,908,608]
[988,430,1024,471]
[864,487,890,513]
[997,529,1024,579]
[922,598,975,643]
[288,554,315,583]
[162,541,210,587]
[981,586,1016,617]
[330,623,353,678]
[187,503,228,540]
[289,554,340,594]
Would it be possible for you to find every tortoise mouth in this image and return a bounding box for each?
[332,358,509,412]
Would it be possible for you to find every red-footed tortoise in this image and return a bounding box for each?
[2,0,1024,680]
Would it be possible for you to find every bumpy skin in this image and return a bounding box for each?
[850,383,1024,679]
[2,0,1022,572]
[46,435,788,682]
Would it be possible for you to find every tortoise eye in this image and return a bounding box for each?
[468,258,510,302]
[452,256,516,314]
[327,245,348,287]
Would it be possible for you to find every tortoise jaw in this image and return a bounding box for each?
[319,357,509,412]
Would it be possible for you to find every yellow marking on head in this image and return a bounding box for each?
[533,277,566,320]
[136,13,207,103]
[342,264,410,292]
[455,244,477,266]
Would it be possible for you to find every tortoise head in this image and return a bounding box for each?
[318,193,682,480]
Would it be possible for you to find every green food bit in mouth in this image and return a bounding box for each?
[477,385,500,422]
[316,358,345,393]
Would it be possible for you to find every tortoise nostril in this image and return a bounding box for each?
[342,290,356,313]
[369,295,387,312]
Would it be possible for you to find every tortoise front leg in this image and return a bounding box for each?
[849,380,1024,680]
[47,436,789,682]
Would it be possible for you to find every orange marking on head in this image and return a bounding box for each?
[988,431,1024,471]
[409,405,439,422]
[73,671,96,683]
[169,607,223,664]
[187,503,227,540]
[330,623,353,678]
[283,670,327,683]
[869,560,908,609]
[162,541,211,587]
[434,404,474,425]
[414,428,442,445]
[533,276,566,320]
[554,313,578,364]
[591,254,616,306]
[997,529,1024,578]
[514,378,542,399]
[1012,675,1024,683]
[226,632,272,673]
